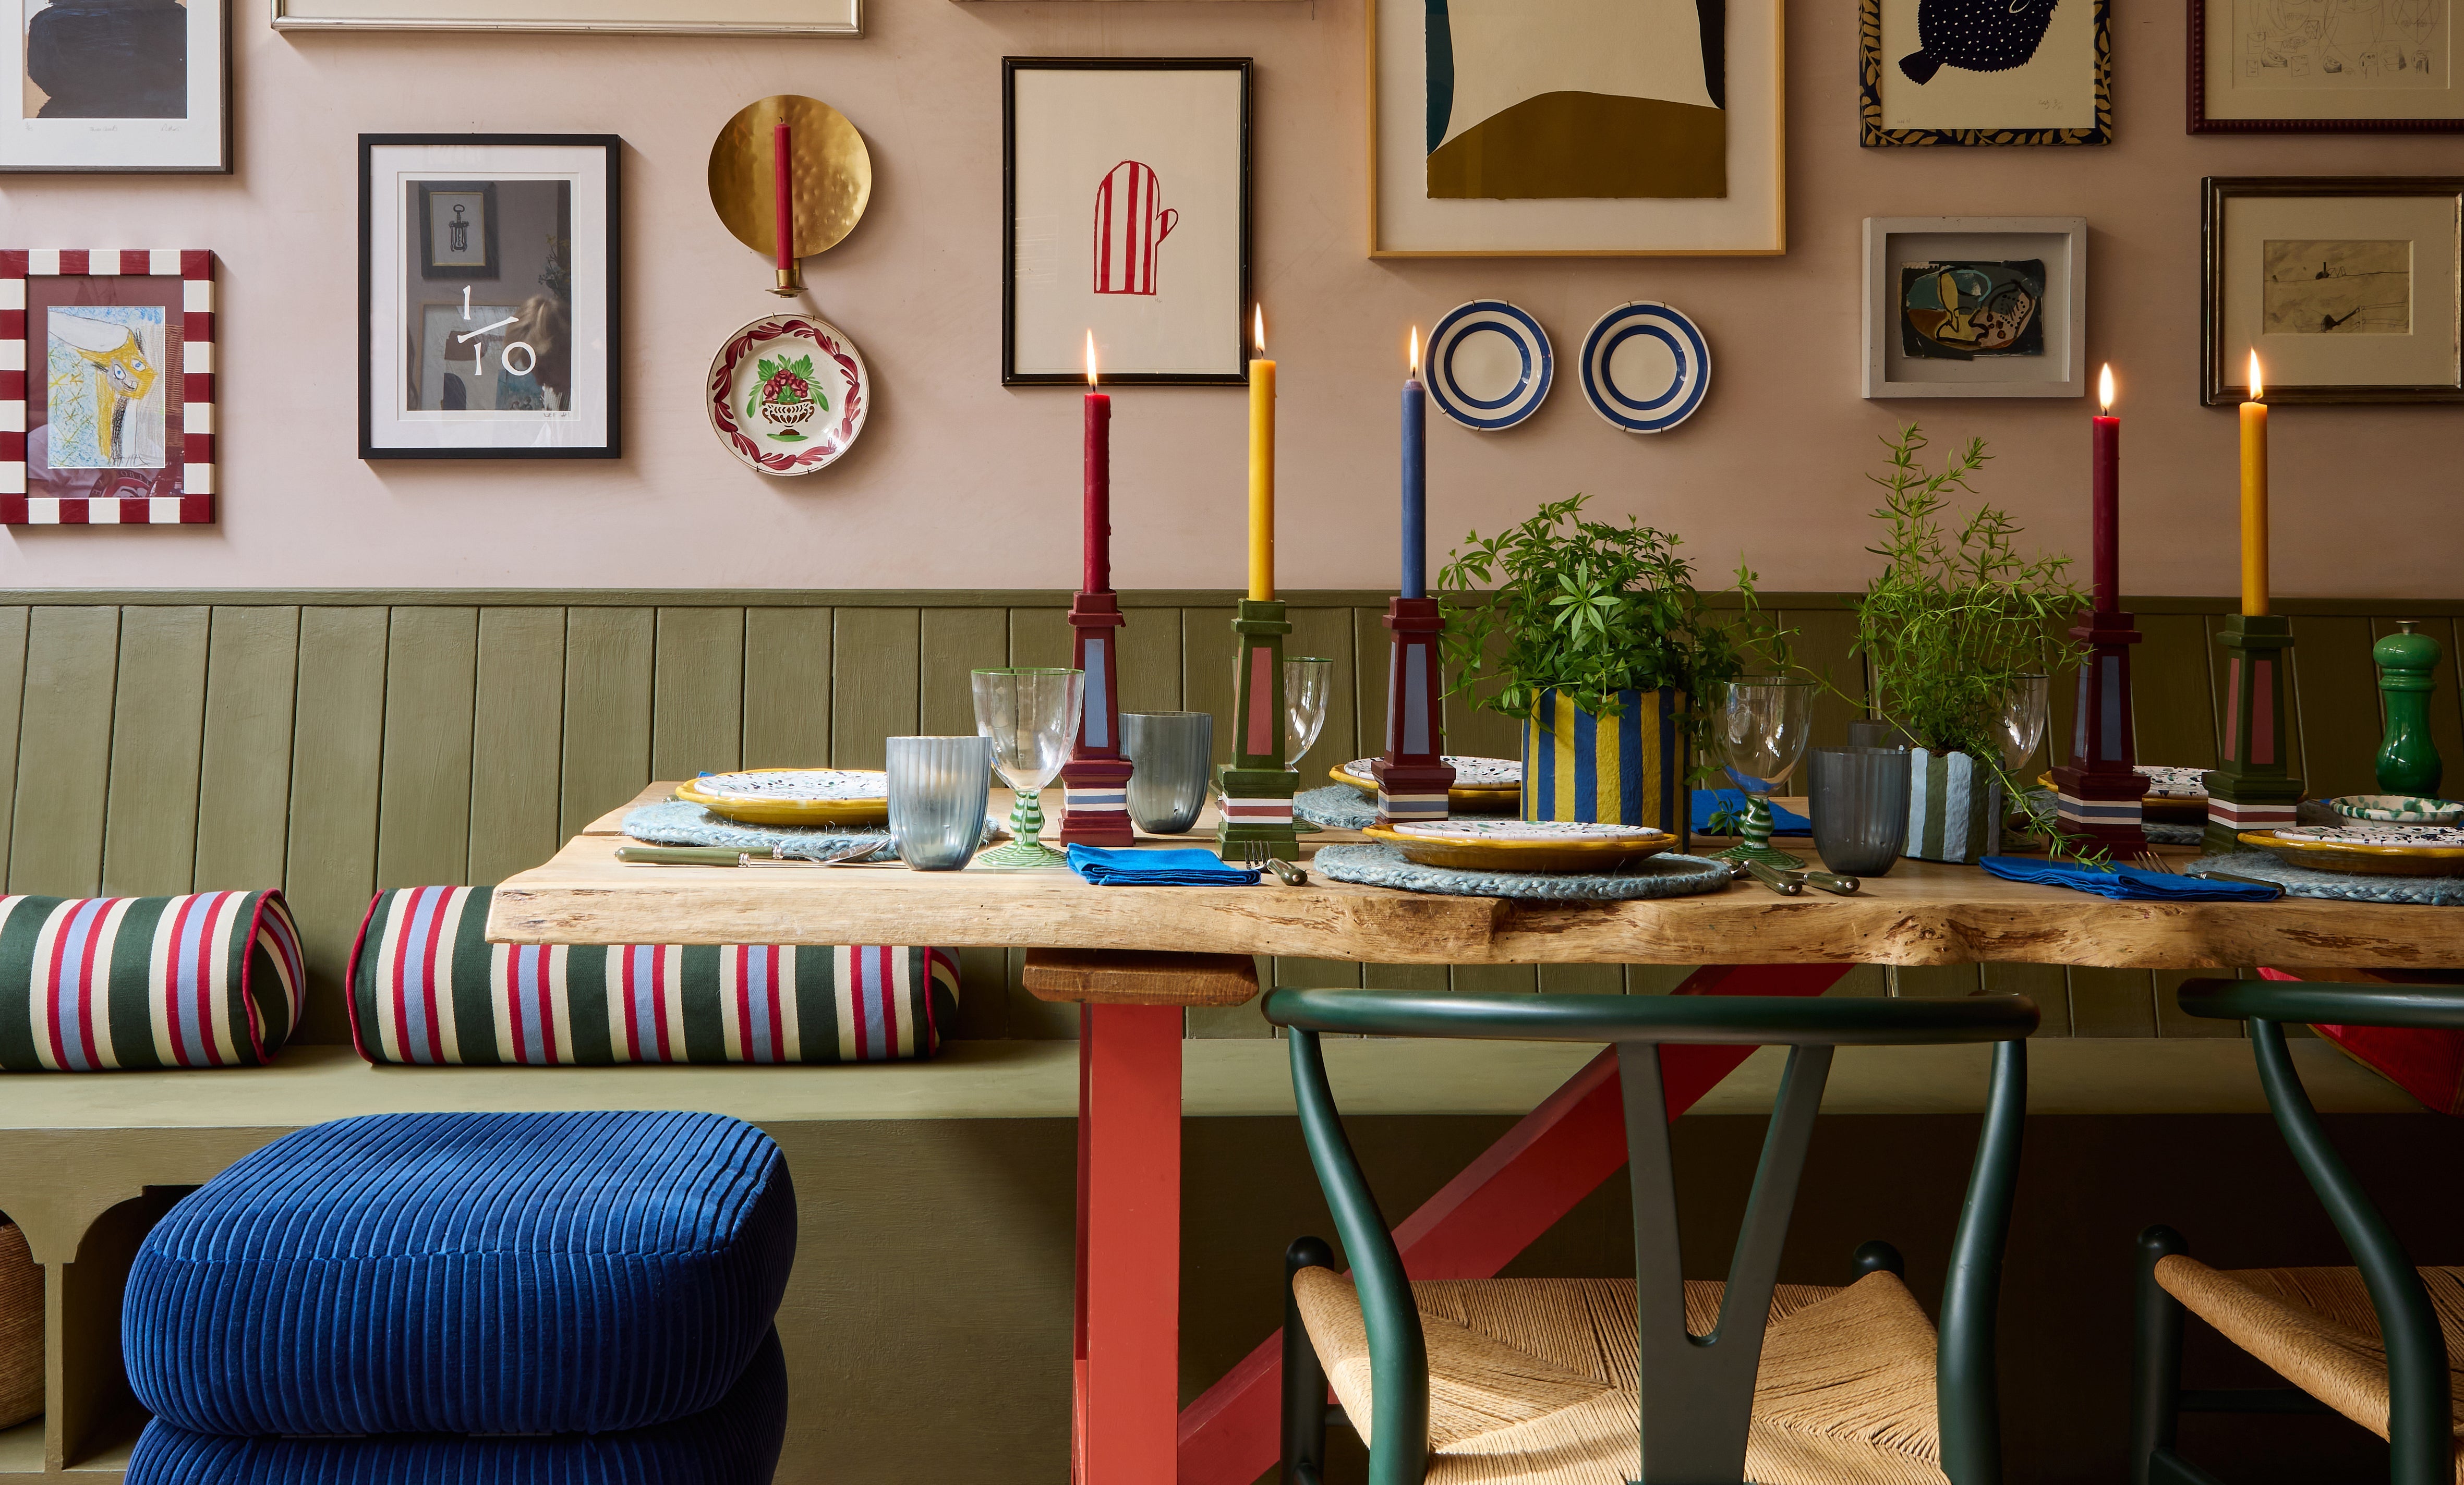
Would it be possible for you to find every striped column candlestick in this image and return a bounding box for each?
[2202,617,2303,853]
[2050,367,2146,850]
[1058,334,1134,847]
[1216,599,1298,862]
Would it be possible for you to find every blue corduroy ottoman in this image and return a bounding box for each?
[126,1329,789,1484]
[123,1110,796,1441]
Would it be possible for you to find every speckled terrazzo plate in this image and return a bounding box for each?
[2329,794,2464,826]
[2036,764,2211,822]
[673,768,890,826]
[1316,843,1730,901]
[1362,819,1677,873]
[1333,756,1521,812]
[2241,825,2464,878]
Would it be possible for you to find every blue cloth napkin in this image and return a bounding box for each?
[1693,788,1811,835]
[1978,855,2281,902]
[1066,844,1262,886]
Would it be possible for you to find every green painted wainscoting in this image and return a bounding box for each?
[0,589,2456,1047]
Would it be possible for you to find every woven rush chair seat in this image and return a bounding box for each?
[1292,1270,1950,1485]
[2154,1258,2464,1473]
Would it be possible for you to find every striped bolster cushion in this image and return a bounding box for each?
[0,891,305,1072]
[348,885,958,1066]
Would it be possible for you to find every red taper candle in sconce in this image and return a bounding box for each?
[2092,363,2118,612]
[1085,331,1111,593]
[771,123,802,296]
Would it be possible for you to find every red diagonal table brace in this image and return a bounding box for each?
[1175,963,1853,1485]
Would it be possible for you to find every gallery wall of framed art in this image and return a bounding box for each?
[1,0,2462,602]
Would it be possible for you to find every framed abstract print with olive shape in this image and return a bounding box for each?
[1864,217,2088,398]
[358,134,621,458]
[1860,0,2113,146]
[2202,176,2464,405]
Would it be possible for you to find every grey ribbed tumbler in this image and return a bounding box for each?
[1808,746,1912,877]
[886,736,993,871]
[1120,712,1213,834]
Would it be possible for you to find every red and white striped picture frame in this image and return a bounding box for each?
[0,250,218,526]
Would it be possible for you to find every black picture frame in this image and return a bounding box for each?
[1,0,233,174]
[2201,175,2464,406]
[1858,0,2112,147]
[416,181,500,278]
[2189,0,2464,135]
[358,133,622,460]
[1002,57,1252,387]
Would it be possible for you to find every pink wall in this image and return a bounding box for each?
[2,0,2458,597]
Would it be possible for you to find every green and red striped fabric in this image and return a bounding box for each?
[0,891,305,1072]
[348,886,958,1066]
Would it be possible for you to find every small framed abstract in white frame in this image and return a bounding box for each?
[358,135,621,458]
[1004,58,1251,385]
[1863,217,2087,399]
[4,0,228,172]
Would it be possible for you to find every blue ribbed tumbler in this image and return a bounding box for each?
[886,736,993,871]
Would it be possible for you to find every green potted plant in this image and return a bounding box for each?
[1438,494,1779,833]
[1853,425,2086,863]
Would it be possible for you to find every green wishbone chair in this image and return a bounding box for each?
[2134,979,2464,1485]
[1263,987,2039,1485]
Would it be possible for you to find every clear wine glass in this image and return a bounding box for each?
[970,667,1084,868]
[1284,658,1333,768]
[1711,676,1816,865]
[1996,673,2051,772]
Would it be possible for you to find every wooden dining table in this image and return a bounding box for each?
[490,785,2464,1485]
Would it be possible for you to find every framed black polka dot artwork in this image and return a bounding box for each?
[1859,0,2112,147]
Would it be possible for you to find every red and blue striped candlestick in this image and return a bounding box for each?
[1375,327,1453,824]
[1061,334,1133,846]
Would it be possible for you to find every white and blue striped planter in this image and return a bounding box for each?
[1905,749,2006,865]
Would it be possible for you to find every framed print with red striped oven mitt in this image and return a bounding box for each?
[1,249,217,525]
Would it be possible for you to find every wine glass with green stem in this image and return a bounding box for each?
[1711,676,1816,867]
[970,667,1085,868]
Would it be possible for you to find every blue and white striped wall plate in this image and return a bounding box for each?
[1579,302,1710,434]
[1425,300,1552,431]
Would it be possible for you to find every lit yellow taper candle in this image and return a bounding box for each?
[1248,305,1275,602]
[2239,349,2268,617]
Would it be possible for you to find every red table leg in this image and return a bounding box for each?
[1175,962,1851,1485]
[1075,1001,1186,1485]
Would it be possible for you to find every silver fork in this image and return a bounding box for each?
[1227,839,1308,885]
[2130,849,2176,874]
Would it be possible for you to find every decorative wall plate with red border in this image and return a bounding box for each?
[1,250,216,525]
[707,313,867,476]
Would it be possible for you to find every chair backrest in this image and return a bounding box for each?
[2177,979,2464,1485]
[1263,988,2037,1485]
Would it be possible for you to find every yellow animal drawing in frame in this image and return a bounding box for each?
[46,307,166,469]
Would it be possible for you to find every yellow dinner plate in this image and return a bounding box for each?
[1333,756,1521,814]
[674,768,889,827]
[2238,829,2464,878]
[1362,820,1677,874]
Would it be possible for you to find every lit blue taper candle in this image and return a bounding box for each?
[1403,326,1426,599]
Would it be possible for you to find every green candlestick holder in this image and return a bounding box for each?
[1216,598,1299,861]
[2202,614,2305,854]
[2375,620,2445,796]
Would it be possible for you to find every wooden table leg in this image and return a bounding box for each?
[1175,962,1851,1485]
[1076,1001,1185,1485]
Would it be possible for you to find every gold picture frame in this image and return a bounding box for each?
[1366,0,1785,258]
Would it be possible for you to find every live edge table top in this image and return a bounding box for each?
[485,784,2464,972]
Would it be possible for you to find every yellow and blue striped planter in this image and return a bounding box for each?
[1520,688,1685,832]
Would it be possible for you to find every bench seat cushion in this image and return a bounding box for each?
[0,891,304,1071]
[125,1329,788,1485]
[351,886,955,1065]
[124,1110,795,1437]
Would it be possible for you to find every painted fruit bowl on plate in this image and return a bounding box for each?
[1361,819,1676,873]
[674,768,890,826]
[2240,824,2464,878]
[1333,756,1521,813]
[2329,794,2464,826]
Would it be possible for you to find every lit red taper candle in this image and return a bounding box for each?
[2092,364,2118,611]
[1084,331,1110,593]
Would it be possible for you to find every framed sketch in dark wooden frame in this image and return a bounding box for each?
[2202,176,2464,406]
[359,134,622,458]
[2190,0,2464,134]
[1002,57,1252,386]
[1860,0,2112,147]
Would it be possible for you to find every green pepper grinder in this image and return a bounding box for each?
[2374,620,2444,795]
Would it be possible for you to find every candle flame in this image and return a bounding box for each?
[2247,349,2264,401]
[1253,304,1265,356]
[2098,363,2113,413]
[1409,326,1420,376]
[1085,330,1098,387]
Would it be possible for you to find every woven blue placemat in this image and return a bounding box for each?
[1296,785,1378,831]
[1314,842,1732,901]
[2187,850,2464,906]
[621,799,915,862]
